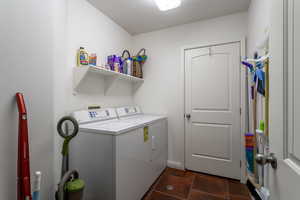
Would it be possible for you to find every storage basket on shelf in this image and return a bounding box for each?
[132,48,147,78]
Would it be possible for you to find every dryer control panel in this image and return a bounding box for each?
[72,108,117,124]
[116,106,142,118]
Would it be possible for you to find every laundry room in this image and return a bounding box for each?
[4,0,300,200]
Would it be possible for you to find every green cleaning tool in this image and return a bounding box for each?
[56,116,85,200]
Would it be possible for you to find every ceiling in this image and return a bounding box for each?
[88,0,251,35]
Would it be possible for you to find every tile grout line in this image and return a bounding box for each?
[186,171,196,200]
[189,173,230,199]
[144,168,252,200]
[230,194,252,200]
[190,189,228,200]
[151,168,194,200]
[225,179,230,200]
[227,180,252,199]
[143,167,168,200]
[154,190,186,200]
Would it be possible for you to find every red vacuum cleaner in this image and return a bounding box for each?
[16,93,32,200]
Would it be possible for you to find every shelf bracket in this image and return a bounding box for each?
[73,67,89,93]
[132,81,143,94]
[104,75,119,95]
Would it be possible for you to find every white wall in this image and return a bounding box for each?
[247,0,271,133]
[55,0,133,116]
[247,0,271,57]
[0,0,134,197]
[0,0,55,199]
[53,0,134,183]
[247,0,271,187]
[247,0,271,147]
[132,12,248,169]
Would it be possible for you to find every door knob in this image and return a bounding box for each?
[255,153,277,169]
[185,114,191,119]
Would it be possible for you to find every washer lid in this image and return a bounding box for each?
[79,114,167,135]
[79,120,135,134]
[72,108,117,124]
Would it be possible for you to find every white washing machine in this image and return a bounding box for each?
[70,106,168,200]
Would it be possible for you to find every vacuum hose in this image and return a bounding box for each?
[57,116,78,178]
[56,116,84,200]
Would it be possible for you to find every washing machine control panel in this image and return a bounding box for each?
[73,108,117,124]
[88,110,109,119]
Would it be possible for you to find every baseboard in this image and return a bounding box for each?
[167,160,184,170]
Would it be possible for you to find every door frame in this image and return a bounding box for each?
[181,38,247,183]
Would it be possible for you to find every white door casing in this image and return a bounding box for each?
[184,42,241,179]
[268,0,300,199]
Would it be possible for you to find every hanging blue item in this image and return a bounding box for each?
[254,68,265,96]
[242,61,254,72]
[254,52,266,96]
[256,60,264,69]
[242,53,266,96]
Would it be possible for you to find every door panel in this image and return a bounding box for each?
[191,123,231,160]
[192,111,233,124]
[191,54,230,110]
[185,42,241,179]
[268,0,300,199]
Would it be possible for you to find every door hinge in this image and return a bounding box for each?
[240,160,242,168]
[240,108,242,115]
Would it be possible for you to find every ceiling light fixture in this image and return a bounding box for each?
[154,0,181,11]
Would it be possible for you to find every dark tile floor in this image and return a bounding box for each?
[143,168,252,200]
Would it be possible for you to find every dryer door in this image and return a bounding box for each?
[115,128,152,200]
[150,119,168,178]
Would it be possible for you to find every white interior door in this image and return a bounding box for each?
[184,42,241,179]
[268,0,300,199]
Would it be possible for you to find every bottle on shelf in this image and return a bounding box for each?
[77,47,89,67]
